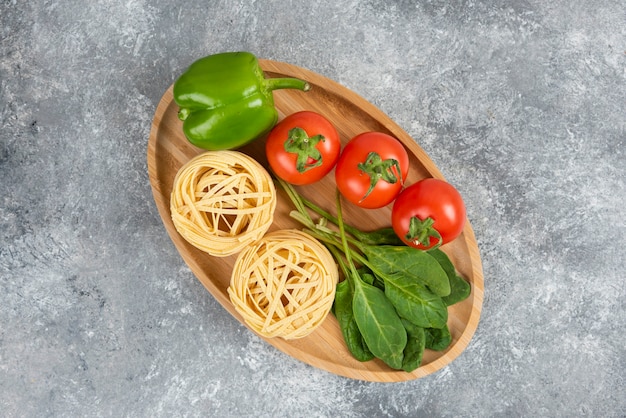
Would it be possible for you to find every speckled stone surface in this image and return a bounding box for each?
[1,1,624,416]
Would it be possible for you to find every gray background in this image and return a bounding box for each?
[1,0,624,417]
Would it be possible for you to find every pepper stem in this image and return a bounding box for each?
[178,108,191,121]
[264,77,310,92]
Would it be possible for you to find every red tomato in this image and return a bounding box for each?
[335,132,409,209]
[391,178,466,250]
[265,111,341,185]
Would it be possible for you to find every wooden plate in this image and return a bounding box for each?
[147,59,484,382]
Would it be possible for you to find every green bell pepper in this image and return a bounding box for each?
[173,51,310,150]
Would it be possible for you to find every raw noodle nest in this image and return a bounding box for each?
[228,229,339,340]
[170,150,277,257]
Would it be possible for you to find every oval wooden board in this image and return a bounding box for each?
[147,59,484,382]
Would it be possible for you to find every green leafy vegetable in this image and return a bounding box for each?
[428,249,471,306]
[360,245,451,297]
[352,275,406,369]
[274,178,470,372]
[383,272,448,329]
[401,319,426,372]
[425,325,452,351]
[335,190,406,370]
[358,266,384,290]
[334,279,374,362]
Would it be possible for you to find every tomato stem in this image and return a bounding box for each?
[356,151,403,202]
[405,216,442,250]
[283,127,325,173]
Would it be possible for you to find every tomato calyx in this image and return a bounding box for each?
[283,127,326,173]
[406,216,442,250]
[357,151,403,202]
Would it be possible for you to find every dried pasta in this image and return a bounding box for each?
[228,230,338,340]
[170,151,276,257]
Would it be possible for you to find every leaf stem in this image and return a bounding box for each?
[336,189,360,278]
[275,177,313,223]
[279,177,389,282]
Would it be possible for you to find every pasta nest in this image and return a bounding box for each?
[228,230,338,340]
[170,151,276,257]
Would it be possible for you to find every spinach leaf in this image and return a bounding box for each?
[442,273,470,306]
[383,272,448,329]
[400,319,426,372]
[424,325,452,351]
[357,266,384,290]
[352,227,404,246]
[359,270,375,286]
[360,245,451,297]
[334,280,374,362]
[352,276,406,370]
[428,249,471,306]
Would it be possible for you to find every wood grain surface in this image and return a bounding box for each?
[146,59,484,382]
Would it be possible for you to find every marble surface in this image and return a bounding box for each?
[1,1,624,416]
